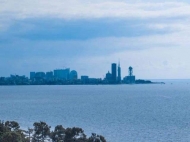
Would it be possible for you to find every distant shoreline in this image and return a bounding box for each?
[0,82,165,86]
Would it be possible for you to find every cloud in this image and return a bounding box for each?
[1,27,190,79]
[1,1,190,41]
[1,1,190,20]
[0,17,173,43]
[1,0,190,79]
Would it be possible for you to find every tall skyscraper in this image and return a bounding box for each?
[118,62,121,83]
[111,63,117,83]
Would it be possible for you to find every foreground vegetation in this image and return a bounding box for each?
[0,120,106,142]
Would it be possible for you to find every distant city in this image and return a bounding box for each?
[0,62,155,85]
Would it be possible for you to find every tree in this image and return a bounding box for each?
[0,131,23,142]
[88,133,106,142]
[5,121,20,131]
[32,121,50,142]
[1,120,107,142]
[24,128,33,142]
[0,121,6,137]
[65,127,87,142]
[51,125,65,142]
[0,120,26,142]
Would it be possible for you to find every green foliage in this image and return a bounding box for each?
[0,121,7,137]
[51,125,65,142]
[33,121,51,142]
[88,133,106,142]
[0,121,27,142]
[5,121,20,131]
[64,127,87,142]
[23,128,33,142]
[0,131,22,142]
[0,120,107,142]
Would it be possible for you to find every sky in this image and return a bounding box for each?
[0,0,190,79]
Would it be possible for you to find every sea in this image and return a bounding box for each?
[1,79,190,142]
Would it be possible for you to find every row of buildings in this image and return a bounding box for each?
[30,69,78,81]
[29,68,102,85]
[0,63,137,85]
[29,63,136,84]
[104,63,135,84]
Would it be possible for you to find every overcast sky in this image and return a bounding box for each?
[0,0,190,79]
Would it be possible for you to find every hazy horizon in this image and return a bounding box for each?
[1,0,190,79]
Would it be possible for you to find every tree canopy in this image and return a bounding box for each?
[0,120,107,142]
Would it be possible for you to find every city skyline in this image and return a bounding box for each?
[0,62,139,85]
[3,62,129,80]
[1,0,190,79]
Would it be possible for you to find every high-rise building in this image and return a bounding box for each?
[54,68,70,80]
[118,62,121,83]
[35,72,46,80]
[111,63,117,83]
[30,72,35,80]
[46,71,53,80]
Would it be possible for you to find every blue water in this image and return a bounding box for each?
[1,81,190,141]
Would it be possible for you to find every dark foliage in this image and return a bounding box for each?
[135,79,152,84]
[88,133,106,142]
[5,121,20,131]
[64,127,87,142]
[32,121,51,142]
[0,120,107,142]
[51,125,65,142]
[0,120,26,142]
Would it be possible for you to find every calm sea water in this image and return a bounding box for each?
[1,80,190,142]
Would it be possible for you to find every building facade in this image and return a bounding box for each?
[111,63,117,83]
[54,69,70,80]
[118,63,121,83]
[69,70,78,80]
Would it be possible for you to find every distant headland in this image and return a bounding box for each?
[0,62,164,85]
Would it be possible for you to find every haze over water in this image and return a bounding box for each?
[1,80,190,142]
